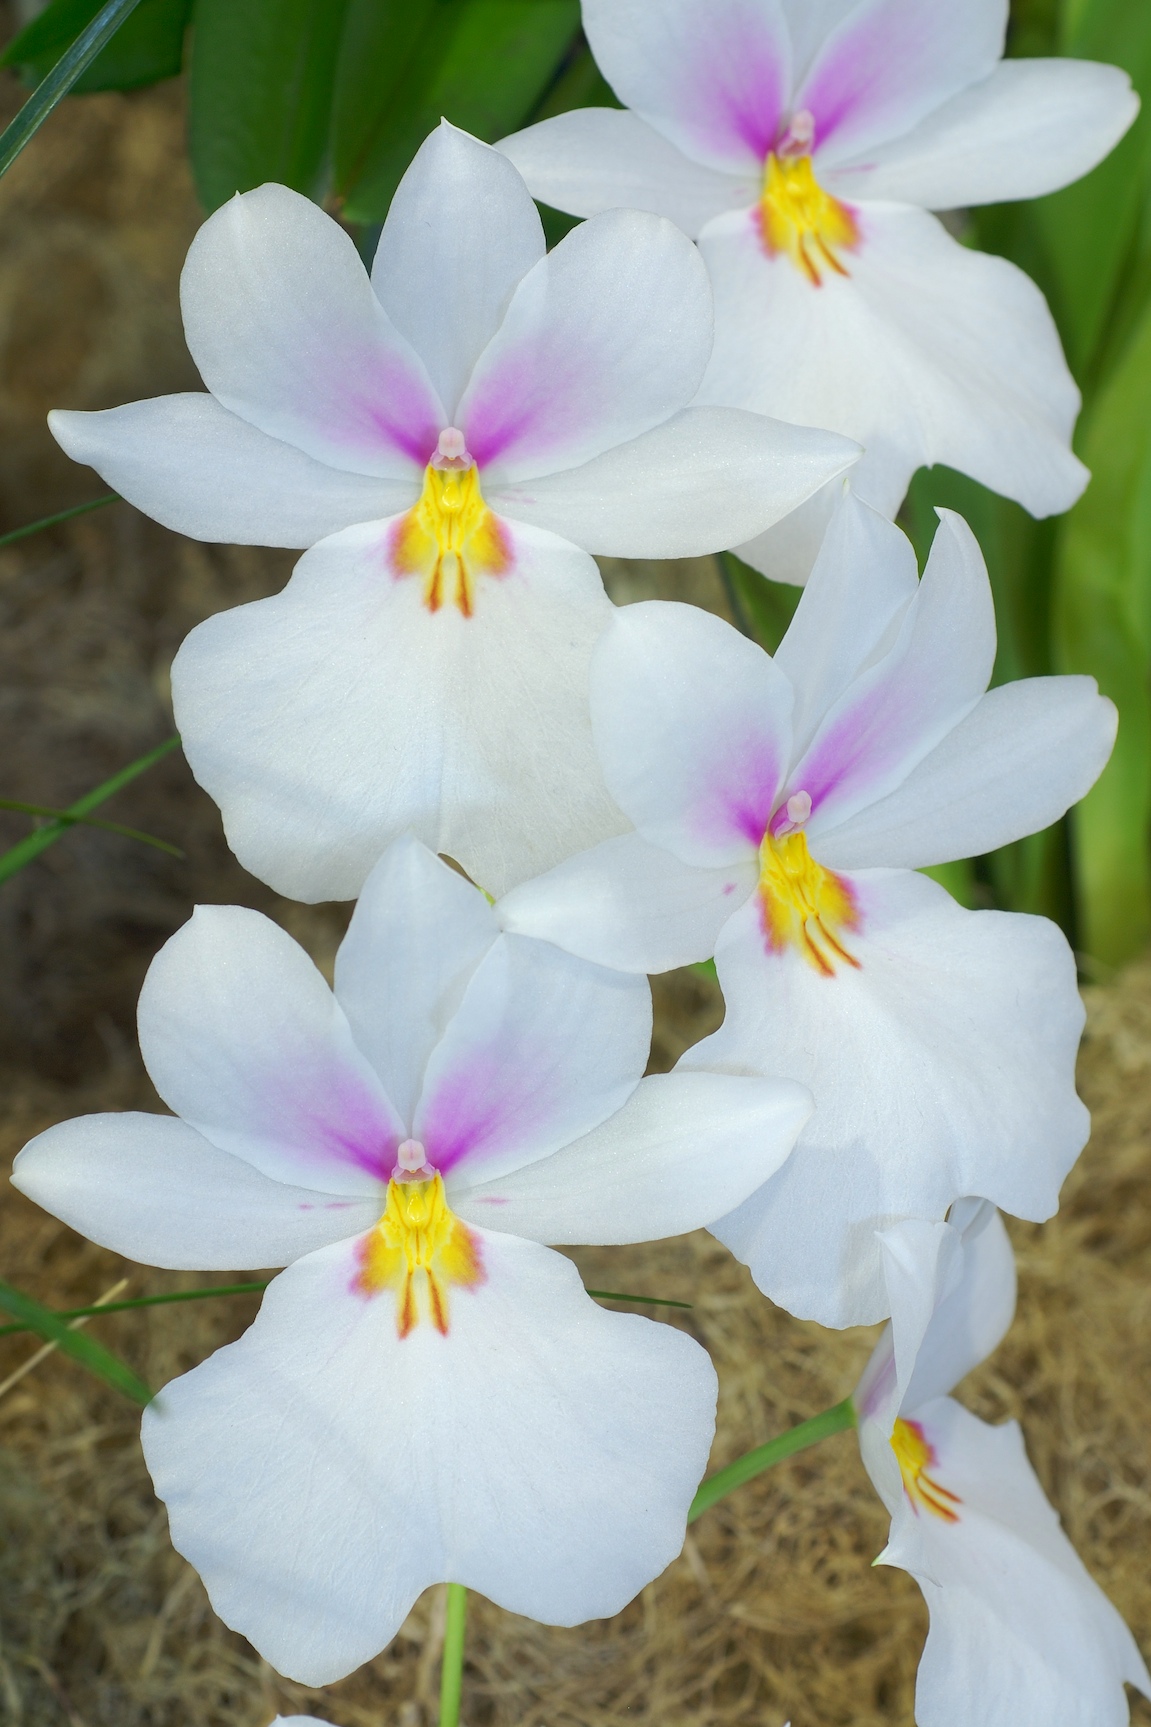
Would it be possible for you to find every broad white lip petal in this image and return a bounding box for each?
[489,405,859,558]
[180,183,444,479]
[497,107,750,237]
[372,122,545,420]
[456,207,713,484]
[878,1399,1151,1726]
[47,396,412,548]
[453,1070,811,1243]
[816,675,1118,871]
[334,837,500,1126]
[171,515,626,904]
[692,870,1087,1327]
[773,489,920,759]
[794,0,1007,170]
[582,0,792,176]
[414,934,650,1187]
[826,58,1141,209]
[11,1113,378,1270]
[138,904,402,1197]
[698,200,1088,521]
[142,1230,717,1686]
[497,831,758,973]
[795,510,995,840]
[590,600,792,868]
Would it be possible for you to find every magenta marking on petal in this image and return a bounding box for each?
[279,1082,399,1184]
[690,730,784,853]
[660,4,791,168]
[419,1057,558,1178]
[797,9,937,156]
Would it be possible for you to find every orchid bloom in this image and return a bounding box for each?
[856,1199,1150,1726]
[48,122,855,901]
[12,835,811,1686]
[500,0,1139,579]
[499,494,1117,1327]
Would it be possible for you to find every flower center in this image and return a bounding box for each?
[354,1140,485,1337]
[758,820,860,976]
[891,1417,962,1523]
[758,120,859,287]
[389,428,511,617]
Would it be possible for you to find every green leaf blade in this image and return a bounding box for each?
[0,735,180,885]
[2,0,191,94]
[0,1279,152,1405]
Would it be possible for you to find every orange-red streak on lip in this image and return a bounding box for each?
[759,828,861,977]
[355,1172,485,1338]
[389,461,510,617]
[892,1417,962,1524]
[758,152,860,287]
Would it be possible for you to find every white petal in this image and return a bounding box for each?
[731,475,840,587]
[590,600,791,867]
[334,837,500,1126]
[372,123,545,420]
[181,184,444,480]
[171,517,626,903]
[797,0,1006,169]
[11,1113,376,1269]
[774,489,920,759]
[855,1201,1015,1443]
[582,0,792,176]
[793,510,995,839]
[497,831,757,972]
[498,108,749,238]
[828,59,1140,209]
[415,935,650,1186]
[48,397,412,548]
[488,405,858,557]
[698,201,1088,519]
[458,209,712,483]
[877,1399,1151,1726]
[453,1071,811,1242]
[142,1230,717,1685]
[817,676,1118,870]
[688,870,1087,1327]
[138,906,402,1197]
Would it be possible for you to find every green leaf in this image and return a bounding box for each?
[0,491,117,547]
[0,734,180,885]
[1053,298,1151,966]
[334,0,580,225]
[2,0,190,93]
[0,1278,152,1405]
[188,0,353,210]
[688,1398,856,1522]
[716,550,801,653]
[0,0,145,177]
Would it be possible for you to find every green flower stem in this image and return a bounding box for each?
[0,798,182,857]
[0,0,144,179]
[0,734,180,884]
[688,1396,857,1523]
[0,1280,686,1337]
[439,1583,468,1727]
[0,492,118,547]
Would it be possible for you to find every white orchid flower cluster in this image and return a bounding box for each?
[10,0,1149,1721]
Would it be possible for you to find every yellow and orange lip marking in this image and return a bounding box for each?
[892,1417,962,1523]
[758,151,860,287]
[355,1158,484,1339]
[389,435,510,618]
[758,826,861,977]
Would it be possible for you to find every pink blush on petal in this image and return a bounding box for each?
[417,1058,558,1179]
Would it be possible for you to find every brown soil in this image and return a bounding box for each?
[0,60,1148,1727]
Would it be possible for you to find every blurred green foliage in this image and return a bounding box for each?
[5,0,1150,965]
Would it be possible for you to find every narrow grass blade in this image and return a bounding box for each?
[0,1278,152,1405]
[0,799,182,857]
[0,492,117,548]
[439,1584,468,1727]
[688,1397,856,1522]
[0,0,145,178]
[0,735,180,885]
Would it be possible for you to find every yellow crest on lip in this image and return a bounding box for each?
[759,153,859,286]
[892,1417,962,1523]
[759,827,860,977]
[390,462,510,617]
[355,1172,484,1338]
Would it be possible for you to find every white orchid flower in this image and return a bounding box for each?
[500,0,1139,579]
[12,835,811,1686]
[499,495,1117,1326]
[48,122,855,901]
[856,1199,1150,1726]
